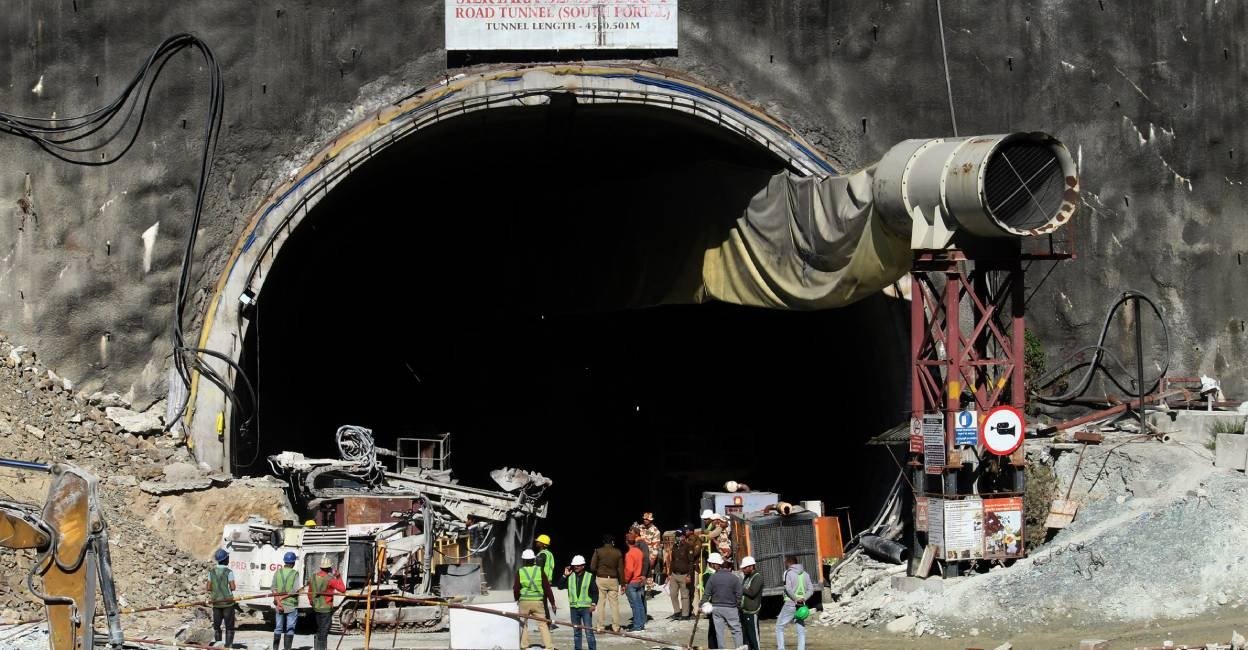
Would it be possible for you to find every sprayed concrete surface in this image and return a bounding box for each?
[0,1,1243,416]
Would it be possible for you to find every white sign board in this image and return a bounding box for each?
[942,498,984,561]
[922,412,945,474]
[446,0,679,51]
[980,405,1025,456]
[450,602,521,650]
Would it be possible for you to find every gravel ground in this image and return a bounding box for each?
[818,421,1248,641]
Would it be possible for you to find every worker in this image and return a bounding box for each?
[307,556,346,650]
[712,514,733,561]
[534,534,557,630]
[699,510,716,556]
[589,533,624,633]
[622,532,646,632]
[627,525,652,621]
[556,555,598,650]
[739,556,764,650]
[776,555,813,650]
[271,551,300,650]
[514,548,557,650]
[635,513,661,580]
[666,528,699,620]
[698,553,718,649]
[205,549,236,648]
[698,552,742,649]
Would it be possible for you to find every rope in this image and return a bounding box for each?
[934,0,959,136]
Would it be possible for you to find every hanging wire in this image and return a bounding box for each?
[935,0,959,136]
[0,34,255,434]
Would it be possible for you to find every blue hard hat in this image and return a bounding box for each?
[283,551,297,564]
[214,549,229,563]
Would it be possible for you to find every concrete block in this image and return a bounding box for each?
[890,576,924,593]
[885,614,917,634]
[1078,640,1108,650]
[1215,433,1248,471]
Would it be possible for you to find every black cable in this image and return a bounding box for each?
[1035,291,1170,404]
[0,35,255,435]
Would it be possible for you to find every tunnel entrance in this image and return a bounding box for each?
[230,98,910,559]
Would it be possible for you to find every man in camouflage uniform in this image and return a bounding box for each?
[711,514,733,562]
[635,512,661,582]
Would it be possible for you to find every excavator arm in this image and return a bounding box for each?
[0,460,124,650]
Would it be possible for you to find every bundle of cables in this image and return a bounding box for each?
[0,34,254,436]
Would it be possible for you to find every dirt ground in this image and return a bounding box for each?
[222,607,1247,649]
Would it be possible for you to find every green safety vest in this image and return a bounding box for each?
[788,572,808,602]
[308,572,335,612]
[208,566,233,609]
[567,571,593,608]
[537,549,555,582]
[740,573,761,614]
[273,567,299,609]
[518,566,544,602]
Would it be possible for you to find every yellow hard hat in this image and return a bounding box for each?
[536,534,551,545]
[304,519,317,527]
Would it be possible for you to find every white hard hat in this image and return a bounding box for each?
[707,552,724,565]
[724,480,739,493]
[739,556,756,569]
[521,549,536,560]
[700,509,715,519]
[713,513,727,521]
[571,555,586,566]
[700,602,714,615]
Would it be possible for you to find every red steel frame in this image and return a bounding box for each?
[911,251,1026,453]
[909,249,1027,575]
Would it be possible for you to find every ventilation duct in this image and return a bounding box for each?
[872,132,1079,247]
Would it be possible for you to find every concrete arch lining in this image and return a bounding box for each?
[188,64,839,470]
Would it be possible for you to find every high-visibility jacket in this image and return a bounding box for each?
[273,567,299,609]
[567,571,594,608]
[518,566,544,601]
[308,572,336,612]
[207,566,233,609]
[537,548,555,582]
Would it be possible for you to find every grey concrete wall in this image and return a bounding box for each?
[0,0,1244,406]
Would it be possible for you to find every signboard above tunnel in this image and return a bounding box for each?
[445,0,678,51]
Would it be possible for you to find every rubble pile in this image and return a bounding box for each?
[817,424,1248,638]
[0,334,213,626]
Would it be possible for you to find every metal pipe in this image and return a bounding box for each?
[859,535,910,564]
[0,458,51,473]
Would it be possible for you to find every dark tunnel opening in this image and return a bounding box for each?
[232,98,911,565]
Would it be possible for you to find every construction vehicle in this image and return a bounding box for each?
[222,428,552,629]
[0,459,124,649]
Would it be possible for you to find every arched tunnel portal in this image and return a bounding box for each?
[191,66,911,560]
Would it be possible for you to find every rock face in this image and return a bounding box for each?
[0,1,1244,411]
[137,482,296,560]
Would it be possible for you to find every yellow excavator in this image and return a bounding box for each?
[0,459,124,649]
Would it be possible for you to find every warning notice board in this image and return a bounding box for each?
[445,0,679,51]
[983,497,1024,559]
[925,497,985,561]
[922,413,945,475]
[942,497,984,560]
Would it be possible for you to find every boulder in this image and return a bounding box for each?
[104,406,163,435]
[885,615,917,634]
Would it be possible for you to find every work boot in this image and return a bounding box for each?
[273,634,281,650]
[283,633,294,650]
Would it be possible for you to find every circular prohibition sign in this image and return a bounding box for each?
[980,405,1025,456]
